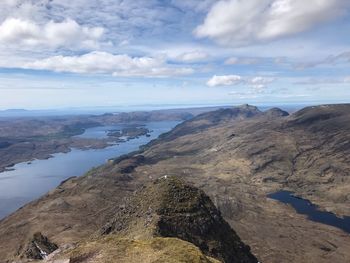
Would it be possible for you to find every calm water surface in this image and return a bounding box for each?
[0,121,179,219]
[74,124,128,139]
[268,191,350,234]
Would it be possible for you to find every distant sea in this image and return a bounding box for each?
[0,103,316,118]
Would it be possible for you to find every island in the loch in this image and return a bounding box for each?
[107,126,151,140]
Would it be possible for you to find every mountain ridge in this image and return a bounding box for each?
[100,177,257,263]
[44,177,257,263]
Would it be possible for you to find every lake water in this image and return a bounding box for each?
[268,191,350,234]
[0,121,179,220]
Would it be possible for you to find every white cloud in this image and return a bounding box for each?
[344,76,350,83]
[195,0,350,46]
[0,0,198,50]
[207,74,275,88]
[176,51,209,62]
[23,51,194,77]
[227,76,279,98]
[207,75,242,87]
[3,0,19,5]
[248,76,275,92]
[0,18,105,50]
[251,84,267,93]
[250,76,275,85]
[225,57,261,65]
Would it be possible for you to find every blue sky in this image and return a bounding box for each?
[0,0,349,109]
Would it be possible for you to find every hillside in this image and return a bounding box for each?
[0,104,350,262]
[43,177,257,263]
[51,237,221,263]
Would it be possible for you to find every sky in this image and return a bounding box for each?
[0,0,350,110]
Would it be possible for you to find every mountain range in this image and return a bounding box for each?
[0,104,350,262]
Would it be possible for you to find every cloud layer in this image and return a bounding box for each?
[176,51,209,62]
[207,75,242,87]
[195,0,350,46]
[0,0,350,108]
[0,18,105,50]
[225,57,261,65]
[207,75,275,89]
[24,51,194,77]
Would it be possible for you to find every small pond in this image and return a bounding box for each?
[268,191,350,234]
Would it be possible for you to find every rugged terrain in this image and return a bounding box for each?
[43,177,257,263]
[0,104,350,262]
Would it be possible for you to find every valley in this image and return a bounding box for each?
[0,121,180,220]
[0,104,349,262]
[1,1,349,262]
[0,109,195,173]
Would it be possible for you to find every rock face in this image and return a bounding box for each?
[22,232,58,260]
[101,177,258,263]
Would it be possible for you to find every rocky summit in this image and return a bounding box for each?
[31,177,257,263]
[100,176,258,263]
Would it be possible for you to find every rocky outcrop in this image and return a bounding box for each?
[101,177,258,263]
[22,232,58,260]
